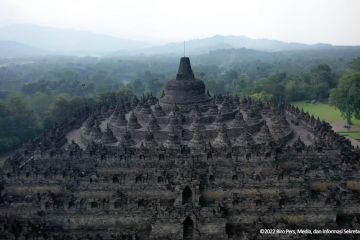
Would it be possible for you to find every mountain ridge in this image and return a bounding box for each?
[0,24,359,57]
[0,24,152,55]
[0,40,48,58]
[119,34,339,56]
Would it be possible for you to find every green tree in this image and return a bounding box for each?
[224,70,238,82]
[254,73,286,102]
[128,79,145,96]
[204,79,225,95]
[284,80,298,101]
[349,57,360,72]
[309,64,335,100]
[147,78,165,96]
[329,72,360,125]
[250,92,273,102]
[47,96,94,125]
[0,94,41,153]
[27,92,52,119]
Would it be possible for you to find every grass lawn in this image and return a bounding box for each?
[292,101,360,127]
[338,132,360,140]
[292,101,360,142]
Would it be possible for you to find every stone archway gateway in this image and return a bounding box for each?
[183,217,194,240]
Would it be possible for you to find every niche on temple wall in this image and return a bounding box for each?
[199,178,207,192]
[182,186,192,204]
[90,201,98,208]
[112,175,119,183]
[135,175,143,183]
[68,199,75,209]
[278,198,286,208]
[157,176,164,183]
[114,199,123,209]
[45,201,51,209]
[199,195,206,207]
[232,175,238,182]
[209,175,215,183]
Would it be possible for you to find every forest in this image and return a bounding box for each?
[0,48,360,153]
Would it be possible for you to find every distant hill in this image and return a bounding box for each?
[190,47,360,69]
[118,35,346,56]
[0,40,48,58]
[0,25,359,57]
[0,24,151,55]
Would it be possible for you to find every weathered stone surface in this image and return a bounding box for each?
[160,57,212,111]
[101,125,117,144]
[1,57,360,240]
[127,111,142,129]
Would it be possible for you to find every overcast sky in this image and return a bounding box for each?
[0,0,359,45]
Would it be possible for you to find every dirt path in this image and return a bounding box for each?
[330,123,360,148]
[331,123,360,132]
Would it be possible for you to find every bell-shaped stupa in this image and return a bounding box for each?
[160,57,212,111]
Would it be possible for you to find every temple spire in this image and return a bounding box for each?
[184,41,186,57]
[176,57,195,80]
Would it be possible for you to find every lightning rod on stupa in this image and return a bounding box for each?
[183,41,186,57]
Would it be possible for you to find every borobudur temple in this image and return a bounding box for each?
[1,57,360,240]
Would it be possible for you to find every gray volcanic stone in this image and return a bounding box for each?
[127,111,142,129]
[88,120,102,140]
[154,102,165,117]
[114,113,127,126]
[2,57,360,240]
[160,57,212,110]
[101,125,117,144]
[212,123,231,148]
[228,111,247,128]
[255,123,274,144]
[147,113,161,131]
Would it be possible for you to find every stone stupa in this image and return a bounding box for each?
[160,57,212,111]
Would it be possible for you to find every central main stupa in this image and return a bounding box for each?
[160,57,212,110]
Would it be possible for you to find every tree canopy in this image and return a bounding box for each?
[330,72,360,125]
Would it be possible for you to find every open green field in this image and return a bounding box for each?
[293,101,360,127]
[292,101,360,142]
[338,132,360,140]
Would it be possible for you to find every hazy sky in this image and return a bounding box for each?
[0,0,359,45]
